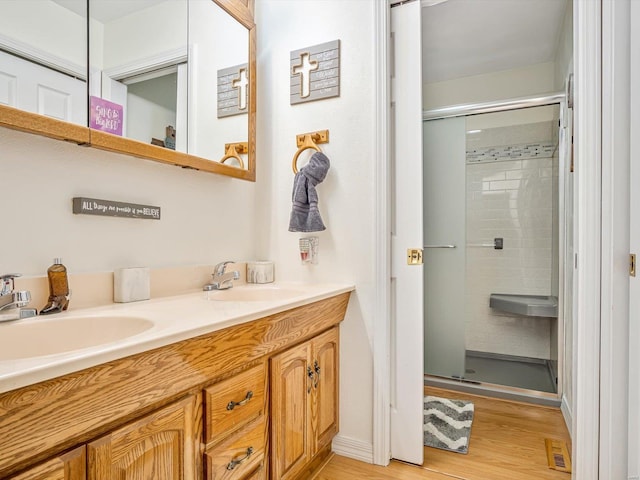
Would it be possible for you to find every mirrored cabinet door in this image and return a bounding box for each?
[87,0,256,180]
[0,0,255,181]
[89,0,188,152]
[0,0,88,141]
[189,0,249,170]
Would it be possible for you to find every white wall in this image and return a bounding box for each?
[256,0,377,453]
[0,0,378,459]
[554,0,574,91]
[100,2,187,70]
[126,74,177,144]
[465,121,557,359]
[1,1,86,70]
[423,62,556,110]
[0,127,261,275]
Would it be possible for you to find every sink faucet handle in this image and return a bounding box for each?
[214,261,236,276]
[0,274,21,296]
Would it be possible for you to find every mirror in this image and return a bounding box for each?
[189,0,249,170]
[88,0,188,151]
[0,0,88,141]
[88,0,255,180]
[0,0,256,181]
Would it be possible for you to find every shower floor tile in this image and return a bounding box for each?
[464,353,556,393]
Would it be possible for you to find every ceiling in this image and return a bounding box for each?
[422,0,569,84]
[52,0,166,23]
[53,0,567,80]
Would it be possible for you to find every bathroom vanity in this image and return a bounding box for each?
[0,284,352,479]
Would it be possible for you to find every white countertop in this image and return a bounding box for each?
[0,282,354,394]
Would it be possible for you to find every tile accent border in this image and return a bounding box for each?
[467,142,556,164]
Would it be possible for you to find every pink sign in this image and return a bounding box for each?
[90,96,123,136]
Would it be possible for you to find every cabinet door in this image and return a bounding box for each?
[270,341,312,480]
[311,327,339,455]
[87,395,202,480]
[10,446,85,480]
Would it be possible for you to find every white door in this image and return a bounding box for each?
[390,0,424,465]
[423,117,467,379]
[0,50,86,125]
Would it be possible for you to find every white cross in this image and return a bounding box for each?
[232,68,249,110]
[292,52,319,98]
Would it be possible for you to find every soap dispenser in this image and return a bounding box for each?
[40,258,70,315]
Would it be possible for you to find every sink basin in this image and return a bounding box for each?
[206,285,305,302]
[0,315,154,360]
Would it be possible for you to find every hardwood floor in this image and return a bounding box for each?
[314,454,458,480]
[315,387,571,480]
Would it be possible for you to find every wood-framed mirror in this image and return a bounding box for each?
[0,0,256,182]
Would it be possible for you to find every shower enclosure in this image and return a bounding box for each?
[423,97,570,401]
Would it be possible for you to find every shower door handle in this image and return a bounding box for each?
[423,244,457,249]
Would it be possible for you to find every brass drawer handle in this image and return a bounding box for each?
[226,446,254,470]
[313,360,321,389]
[226,390,254,411]
[307,366,314,394]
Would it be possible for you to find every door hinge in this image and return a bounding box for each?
[407,248,423,265]
[631,253,636,277]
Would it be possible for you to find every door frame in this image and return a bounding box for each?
[629,2,640,476]
[600,0,631,478]
[372,0,628,476]
[372,0,391,466]
[572,0,602,477]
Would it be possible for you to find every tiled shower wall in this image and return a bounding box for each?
[465,121,558,359]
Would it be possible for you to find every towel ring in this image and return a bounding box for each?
[292,134,321,173]
[220,143,247,169]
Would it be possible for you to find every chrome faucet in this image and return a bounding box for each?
[203,261,240,291]
[0,274,37,322]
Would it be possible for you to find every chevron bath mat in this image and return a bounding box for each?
[424,396,475,454]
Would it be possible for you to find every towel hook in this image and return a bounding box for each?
[220,142,248,169]
[292,130,329,173]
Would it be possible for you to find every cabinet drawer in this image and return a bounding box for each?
[244,465,266,480]
[205,363,266,445]
[205,417,266,480]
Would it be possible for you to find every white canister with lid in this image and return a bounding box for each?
[246,261,274,284]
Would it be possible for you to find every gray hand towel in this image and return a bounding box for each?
[289,151,330,232]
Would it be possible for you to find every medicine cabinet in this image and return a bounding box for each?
[0,0,256,181]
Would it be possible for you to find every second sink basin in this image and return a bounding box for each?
[0,315,154,360]
[206,285,305,302]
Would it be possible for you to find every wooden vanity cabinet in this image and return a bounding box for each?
[0,292,351,480]
[10,447,86,480]
[270,327,339,480]
[86,395,201,479]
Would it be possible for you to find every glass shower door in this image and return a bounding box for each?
[423,103,563,396]
[423,117,467,379]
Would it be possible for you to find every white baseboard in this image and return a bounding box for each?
[561,393,572,438]
[332,434,374,464]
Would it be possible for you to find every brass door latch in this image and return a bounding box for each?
[407,248,423,265]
